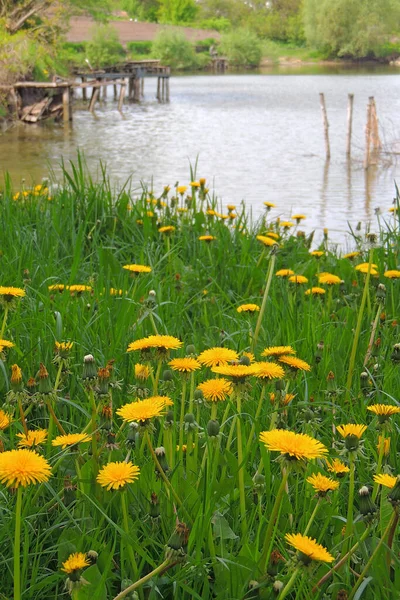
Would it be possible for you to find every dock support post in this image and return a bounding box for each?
[81,77,87,101]
[364,97,373,170]
[133,77,141,102]
[128,77,134,100]
[118,81,126,112]
[157,77,161,101]
[89,86,100,113]
[319,92,331,160]
[62,86,72,123]
[161,77,165,102]
[141,77,144,98]
[113,84,117,99]
[165,77,170,102]
[102,84,107,100]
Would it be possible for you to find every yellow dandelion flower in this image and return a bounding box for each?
[0,286,26,299]
[17,429,47,449]
[355,264,379,275]
[52,433,91,449]
[389,206,398,213]
[97,461,140,491]
[384,270,400,279]
[241,351,255,363]
[336,424,367,439]
[0,449,51,487]
[285,533,334,563]
[199,235,216,242]
[0,409,12,430]
[117,397,166,422]
[278,355,311,371]
[256,235,278,247]
[262,345,296,357]
[69,285,92,293]
[264,201,276,208]
[168,357,201,373]
[227,204,236,211]
[237,304,260,313]
[197,378,232,402]
[135,363,151,380]
[377,435,390,456]
[307,473,339,494]
[62,552,90,573]
[176,185,188,194]
[123,264,152,274]
[280,221,294,228]
[158,226,175,234]
[146,395,173,407]
[0,339,15,353]
[310,251,324,258]
[197,347,239,367]
[127,334,183,352]
[373,474,397,489]
[55,341,73,354]
[260,429,328,460]
[275,269,295,277]
[253,361,285,380]
[292,214,306,221]
[211,364,257,379]
[48,284,65,292]
[343,251,360,260]
[367,404,400,417]
[326,458,350,477]
[305,287,326,295]
[265,231,279,240]
[318,273,342,285]
[269,392,296,406]
[288,275,308,284]
[206,209,216,216]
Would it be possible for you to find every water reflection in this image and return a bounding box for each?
[1,69,400,240]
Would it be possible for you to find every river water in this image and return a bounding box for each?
[1,66,400,240]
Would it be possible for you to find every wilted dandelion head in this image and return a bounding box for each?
[285,533,334,564]
[97,461,140,491]
[0,449,51,487]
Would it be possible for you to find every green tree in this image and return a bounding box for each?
[121,0,159,21]
[86,23,125,68]
[157,0,198,24]
[220,28,262,66]
[151,29,198,68]
[303,0,400,57]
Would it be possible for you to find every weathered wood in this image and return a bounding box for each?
[81,77,87,101]
[118,82,126,112]
[319,93,331,160]
[89,87,100,113]
[161,77,165,102]
[156,77,161,101]
[62,87,72,123]
[113,84,117,99]
[346,93,354,157]
[370,98,381,151]
[165,77,170,102]
[140,77,144,98]
[21,97,53,122]
[14,81,70,88]
[128,77,134,100]
[133,77,141,102]
[364,97,373,170]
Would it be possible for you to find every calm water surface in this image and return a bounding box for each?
[1,66,400,240]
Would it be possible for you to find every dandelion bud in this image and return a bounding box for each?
[253,473,266,496]
[358,486,377,521]
[366,232,377,246]
[388,476,400,507]
[10,364,23,392]
[26,377,37,394]
[126,422,138,446]
[184,412,195,425]
[275,379,285,392]
[163,369,173,382]
[82,354,97,380]
[323,228,328,240]
[207,419,220,437]
[97,367,111,395]
[360,372,370,395]
[239,355,251,366]
[149,492,160,519]
[273,581,284,595]
[194,389,204,404]
[391,343,400,364]
[165,520,189,562]
[267,549,284,577]
[86,550,98,565]
[344,434,360,452]
[376,283,386,302]
[165,409,174,425]
[155,447,169,473]
[186,344,196,356]
[38,363,52,394]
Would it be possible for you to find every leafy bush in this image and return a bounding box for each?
[197,17,232,32]
[220,29,262,67]
[126,41,152,55]
[86,24,125,69]
[152,30,199,70]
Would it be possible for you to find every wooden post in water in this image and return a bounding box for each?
[141,77,144,98]
[113,84,117,99]
[319,93,331,160]
[81,77,87,101]
[363,97,373,170]
[165,77,170,102]
[62,86,72,123]
[89,86,100,113]
[161,77,165,102]
[102,83,107,100]
[133,77,141,102]
[346,93,354,157]
[118,81,126,112]
[128,77,134,100]
[156,77,161,101]
[370,98,381,152]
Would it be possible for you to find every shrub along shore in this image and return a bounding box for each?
[0,161,399,599]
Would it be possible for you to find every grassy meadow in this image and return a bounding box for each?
[0,159,399,600]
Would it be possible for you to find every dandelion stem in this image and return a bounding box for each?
[363,301,382,367]
[278,567,301,600]
[259,468,290,572]
[120,491,139,580]
[342,453,356,558]
[372,430,386,502]
[303,498,321,536]
[252,252,276,352]
[149,311,159,335]
[348,511,396,600]
[14,486,23,600]
[153,359,162,395]
[345,249,373,402]
[236,392,247,537]
[88,388,98,465]
[0,305,9,339]
[112,559,171,600]
[178,379,187,466]
[245,386,265,456]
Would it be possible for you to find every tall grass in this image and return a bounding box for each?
[0,159,399,599]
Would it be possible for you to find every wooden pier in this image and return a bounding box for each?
[2,60,170,124]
